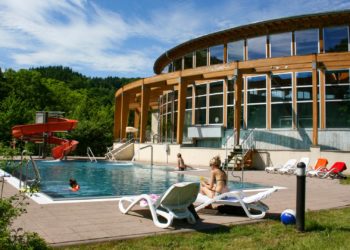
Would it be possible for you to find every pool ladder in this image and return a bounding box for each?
[87,147,97,162]
[18,150,41,190]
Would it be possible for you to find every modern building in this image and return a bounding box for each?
[113,10,350,167]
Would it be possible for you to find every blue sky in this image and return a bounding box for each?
[0,0,349,78]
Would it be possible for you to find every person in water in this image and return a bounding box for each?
[69,178,80,192]
[200,155,229,198]
[177,153,188,171]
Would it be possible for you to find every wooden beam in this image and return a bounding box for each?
[140,82,150,143]
[114,96,121,140]
[234,70,243,145]
[176,78,188,144]
[292,72,297,129]
[134,109,140,138]
[319,69,326,129]
[223,78,228,127]
[202,69,233,79]
[266,73,271,129]
[192,84,196,125]
[120,93,129,140]
[312,57,318,146]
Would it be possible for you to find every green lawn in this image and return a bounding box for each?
[340,175,350,185]
[58,207,350,250]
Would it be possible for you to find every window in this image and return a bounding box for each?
[296,72,319,128]
[247,105,266,128]
[247,76,266,128]
[160,93,175,143]
[297,102,312,128]
[227,79,234,129]
[248,36,266,60]
[167,63,173,73]
[324,26,349,53]
[210,45,224,65]
[209,81,223,124]
[209,108,223,124]
[196,49,208,67]
[186,86,192,109]
[183,86,193,142]
[184,53,193,69]
[270,32,292,57]
[271,73,293,128]
[195,109,206,124]
[325,69,350,128]
[162,64,170,74]
[295,29,318,55]
[227,40,244,62]
[173,58,182,71]
[195,84,207,124]
[182,53,193,69]
[183,110,192,142]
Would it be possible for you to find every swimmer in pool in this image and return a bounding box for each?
[69,178,80,192]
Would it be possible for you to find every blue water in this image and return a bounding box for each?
[26,160,269,200]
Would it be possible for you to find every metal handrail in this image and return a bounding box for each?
[106,138,134,160]
[19,150,41,190]
[223,129,236,172]
[132,145,153,166]
[237,129,255,184]
[87,147,97,162]
[29,155,41,182]
[241,129,255,159]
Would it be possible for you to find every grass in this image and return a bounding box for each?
[58,207,350,250]
[340,175,350,185]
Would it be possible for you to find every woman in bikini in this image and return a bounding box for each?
[200,155,229,198]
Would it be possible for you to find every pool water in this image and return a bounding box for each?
[22,160,270,200]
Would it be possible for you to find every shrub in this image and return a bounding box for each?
[0,144,49,249]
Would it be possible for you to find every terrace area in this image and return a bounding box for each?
[2,169,350,247]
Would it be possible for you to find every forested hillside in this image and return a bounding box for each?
[0,66,138,156]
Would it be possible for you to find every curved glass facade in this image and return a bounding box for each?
[164,25,349,73]
[158,66,350,143]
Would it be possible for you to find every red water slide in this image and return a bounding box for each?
[12,118,79,159]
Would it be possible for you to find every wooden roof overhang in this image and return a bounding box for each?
[153,10,350,74]
[116,52,350,104]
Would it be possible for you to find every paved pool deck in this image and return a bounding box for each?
[2,169,350,247]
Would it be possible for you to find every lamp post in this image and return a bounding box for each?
[296,161,306,232]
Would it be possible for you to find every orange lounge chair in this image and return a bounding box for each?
[307,158,328,177]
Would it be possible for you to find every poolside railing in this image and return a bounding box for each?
[87,147,97,162]
[18,150,41,190]
[133,145,153,166]
[106,138,134,160]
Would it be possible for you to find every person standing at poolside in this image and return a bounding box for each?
[177,153,188,171]
[200,155,229,198]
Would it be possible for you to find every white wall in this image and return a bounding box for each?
[133,143,226,167]
[116,143,350,174]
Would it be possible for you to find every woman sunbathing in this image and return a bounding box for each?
[200,155,229,198]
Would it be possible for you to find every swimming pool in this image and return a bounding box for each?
[13,160,270,200]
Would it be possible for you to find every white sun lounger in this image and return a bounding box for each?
[195,186,279,219]
[265,159,297,174]
[118,182,200,228]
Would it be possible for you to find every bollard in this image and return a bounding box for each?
[296,161,306,232]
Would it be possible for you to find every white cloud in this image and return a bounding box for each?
[129,2,208,44]
[0,0,151,75]
[0,0,349,77]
